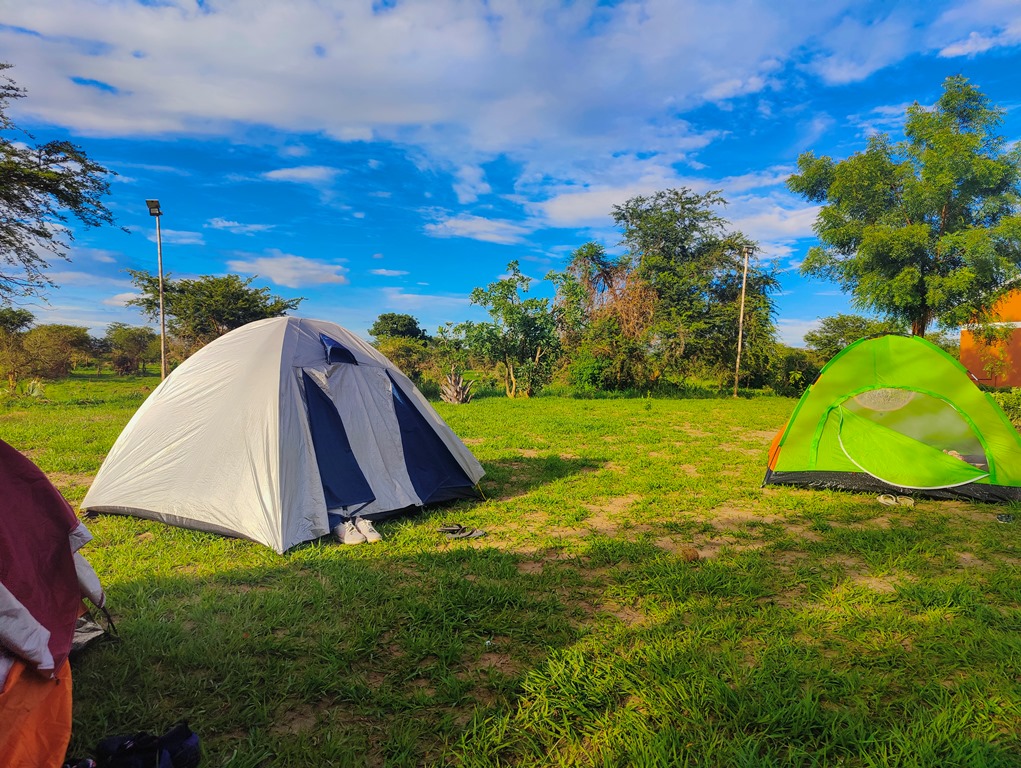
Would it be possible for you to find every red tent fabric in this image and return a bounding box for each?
[0,438,105,766]
[0,438,85,676]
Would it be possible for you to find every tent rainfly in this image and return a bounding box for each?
[764,334,1021,502]
[0,439,107,765]
[82,317,485,553]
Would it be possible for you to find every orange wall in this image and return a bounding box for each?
[960,291,1021,388]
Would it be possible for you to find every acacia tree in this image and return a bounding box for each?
[0,306,33,388]
[105,323,157,374]
[789,76,1021,337]
[0,63,118,299]
[460,261,559,398]
[128,271,303,352]
[21,324,93,378]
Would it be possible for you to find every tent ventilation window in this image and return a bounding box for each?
[320,334,358,365]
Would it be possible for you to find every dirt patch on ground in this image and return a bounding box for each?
[717,443,761,457]
[516,559,545,574]
[583,494,641,515]
[47,471,94,490]
[937,502,1003,525]
[605,604,649,626]
[519,448,542,458]
[654,536,700,556]
[677,464,699,477]
[734,429,778,442]
[464,651,520,676]
[677,423,710,438]
[270,703,318,735]
[784,523,824,542]
[707,506,782,530]
[847,574,898,593]
[956,551,987,569]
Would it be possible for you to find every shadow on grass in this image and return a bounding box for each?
[479,455,607,500]
[67,544,579,768]
[69,531,1021,768]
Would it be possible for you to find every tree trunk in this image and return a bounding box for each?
[505,359,517,398]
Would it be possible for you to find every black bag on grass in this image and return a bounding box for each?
[94,721,200,768]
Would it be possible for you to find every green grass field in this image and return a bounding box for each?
[4,375,1021,767]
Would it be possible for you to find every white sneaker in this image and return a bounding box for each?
[354,517,382,543]
[335,520,366,545]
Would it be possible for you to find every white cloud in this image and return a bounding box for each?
[939,31,999,57]
[371,269,409,277]
[147,229,205,246]
[262,166,343,185]
[807,11,917,85]
[0,0,928,194]
[206,217,275,235]
[279,145,310,158]
[424,213,533,244]
[102,291,139,307]
[453,165,492,204]
[776,318,821,347]
[936,5,1021,57]
[380,286,471,312]
[226,250,349,288]
[728,197,821,250]
[72,246,119,263]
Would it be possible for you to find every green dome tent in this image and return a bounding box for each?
[764,334,1021,502]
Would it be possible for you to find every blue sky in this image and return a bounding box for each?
[4,0,1021,345]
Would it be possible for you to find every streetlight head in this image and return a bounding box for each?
[145,199,162,216]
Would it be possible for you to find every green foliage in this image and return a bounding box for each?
[611,188,779,381]
[374,335,429,382]
[568,316,660,392]
[0,306,33,333]
[991,388,1021,427]
[127,271,302,351]
[766,344,823,396]
[0,63,118,299]
[0,328,27,389]
[368,312,428,341]
[462,261,560,397]
[804,313,908,360]
[105,323,157,375]
[21,323,93,378]
[789,76,1021,336]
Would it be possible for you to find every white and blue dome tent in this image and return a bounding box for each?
[82,317,485,553]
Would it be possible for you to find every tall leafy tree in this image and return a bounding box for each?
[0,306,33,334]
[128,271,303,350]
[0,306,33,388]
[548,242,666,391]
[21,324,93,378]
[788,76,1021,336]
[368,312,428,341]
[803,314,907,361]
[105,322,157,375]
[0,63,118,299]
[611,188,777,379]
[460,261,559,398]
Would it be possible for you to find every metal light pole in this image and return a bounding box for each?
[145,199,168,380]
[733,245,751,399]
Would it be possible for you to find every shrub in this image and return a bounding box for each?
[991,388,1021,428]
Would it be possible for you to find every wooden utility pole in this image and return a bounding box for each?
[733,245,751,398]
